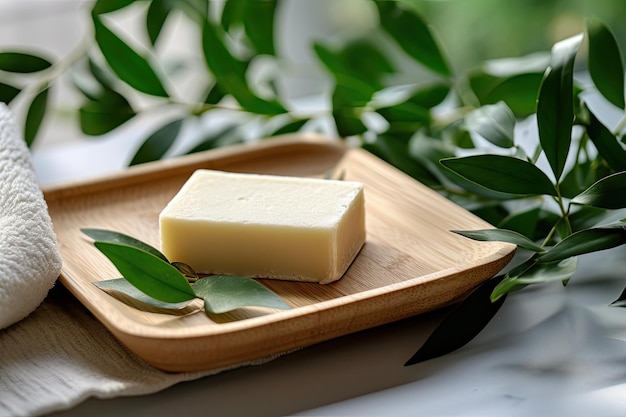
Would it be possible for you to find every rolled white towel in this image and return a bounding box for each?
[0,103,62,329]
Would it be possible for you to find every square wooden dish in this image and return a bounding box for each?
[43,134,515,372]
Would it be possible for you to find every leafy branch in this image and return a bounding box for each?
[82,228,291,315]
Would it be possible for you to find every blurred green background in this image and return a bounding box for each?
[411,0,626,71]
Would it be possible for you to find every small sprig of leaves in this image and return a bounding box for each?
[81,228,291,315]
[439,23,626,302]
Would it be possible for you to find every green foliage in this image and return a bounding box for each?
[82,229,291,315]
[3,1,626,305]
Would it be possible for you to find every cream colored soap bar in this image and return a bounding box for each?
[159,169,365,284]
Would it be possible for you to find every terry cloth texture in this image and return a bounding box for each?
[0,103,62,330]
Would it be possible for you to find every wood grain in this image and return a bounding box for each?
[43,134,515,372]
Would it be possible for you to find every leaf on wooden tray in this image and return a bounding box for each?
[82,228,169,262]
[95,278,193,309]
[192,275,291,314]
[94,242,196,303]
[405,275,507,365]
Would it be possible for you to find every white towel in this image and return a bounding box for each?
[0,103,62,330]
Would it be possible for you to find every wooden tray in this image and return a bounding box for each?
[43,134,515,372]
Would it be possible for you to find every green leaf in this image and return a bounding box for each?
[146,0,175,46]
[92,0,137,14]
[515,257,579,285]
[452,228,545,252]
[79,93,135,136]
[491,257,578,300]
[405,274,507,365]
[201,21,285,114]
[177,0,208,22]
[465,102,515,148]
[268,118,308,137]
[184,125,240,154]
[95,278,192,309]
[364,134,440,186]
[569,205,623,232]
[376,1,451,77]
[0,82,20,104]
[243,0,277,55]
[171,262,199,281]
[586,105,626,172]
[94,242,196,303]
[129,118,184,166]
[440,155,558,196]
[536,33,583,180]
[221,0,245,30]
[468,71,544,118]
[539,223,626,263]
[0,51,52,73]
[571,172,626,209]
[407,82,450,109]
[203,82,226,105]
[376,101,431,125]
[191,275,291,314]
[586,18,625,109]
[333,107,368,137]
[558,157,594,199]
[81,228,169,262]
[23,86,49,147]
[92,13,169,97]
[497,205,541,239]
[200,19,247,81]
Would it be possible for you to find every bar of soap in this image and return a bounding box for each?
[159,169,365,284]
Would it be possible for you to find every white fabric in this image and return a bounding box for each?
[0,284,284,417]
[0,104,62,330]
